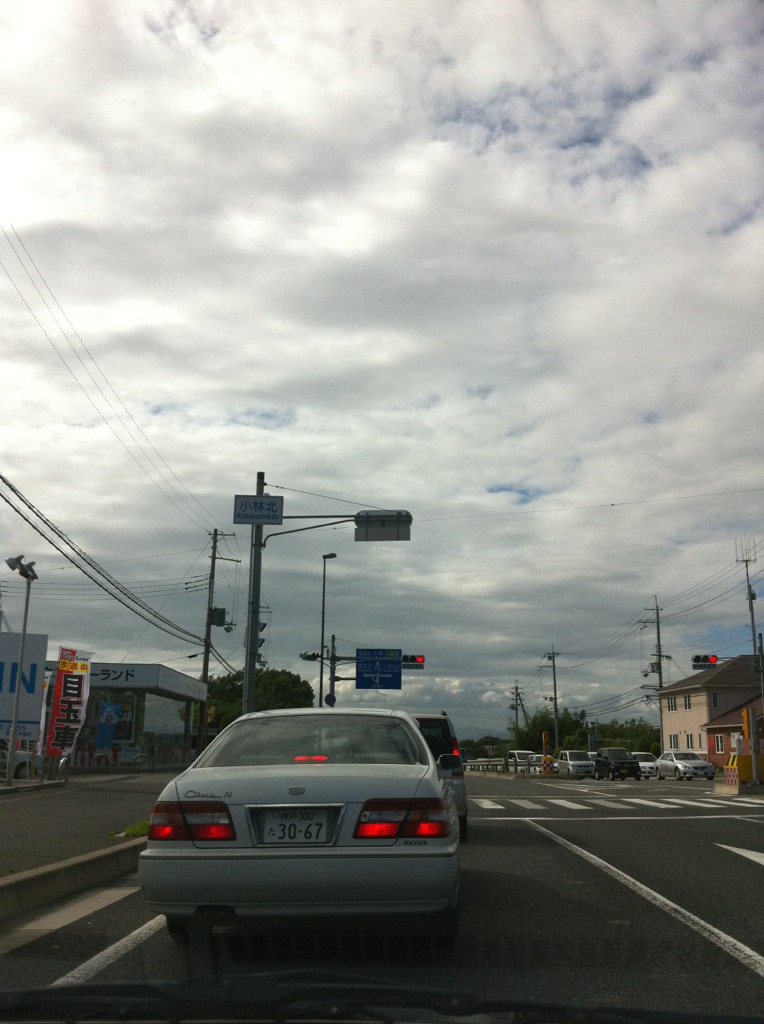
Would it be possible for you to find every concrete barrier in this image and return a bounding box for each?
[0,838,147,922]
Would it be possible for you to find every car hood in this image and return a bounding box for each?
[169,763,433,805]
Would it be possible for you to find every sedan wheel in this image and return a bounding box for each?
[656,770,663,780]
[459,816,469,842]
[674,768,682,781]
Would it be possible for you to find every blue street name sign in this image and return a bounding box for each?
[355,649,402,690]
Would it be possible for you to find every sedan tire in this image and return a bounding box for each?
[675,768,682,781]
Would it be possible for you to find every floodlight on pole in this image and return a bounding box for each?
[319,554,337,708]
[4,556,38,787]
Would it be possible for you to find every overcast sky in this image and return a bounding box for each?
[1,0,762,739]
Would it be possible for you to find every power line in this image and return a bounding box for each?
[1,223,226,533]
[0,475,204,646]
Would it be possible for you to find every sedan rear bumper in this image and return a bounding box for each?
[139,847,459,919]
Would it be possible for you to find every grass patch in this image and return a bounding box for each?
[121,820,149,837]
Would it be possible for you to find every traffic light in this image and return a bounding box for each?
[402,655,425,670]
[741,707,750,740]
[692,655,718,669]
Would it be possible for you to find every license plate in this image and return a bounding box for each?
[261,808,329,845]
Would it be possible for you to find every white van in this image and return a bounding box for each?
[557,749,595,778]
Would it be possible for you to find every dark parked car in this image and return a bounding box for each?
[593,747,641,781]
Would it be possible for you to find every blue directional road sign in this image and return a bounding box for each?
[355,649,402,690]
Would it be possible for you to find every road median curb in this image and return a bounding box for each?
[0,837,147,922]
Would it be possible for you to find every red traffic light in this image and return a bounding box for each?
[692,654,718,669]
[402,655,425,669]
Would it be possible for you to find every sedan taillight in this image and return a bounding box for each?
[148,801,236,841]
[354,799,450,839]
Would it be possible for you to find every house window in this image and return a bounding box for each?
[683,693,692,710]
[667,696,677,712]
[699,734,704,751]
[713,734,724,753]
[668,733,679,750]
[711,692,719,709]
[686,734,694,749]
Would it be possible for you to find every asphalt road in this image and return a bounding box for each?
[0,771,762,1020]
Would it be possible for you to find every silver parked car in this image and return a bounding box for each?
[139,708,460,942]
[631,751,658,778]
[557,749,595,778]
[655,751,715,781]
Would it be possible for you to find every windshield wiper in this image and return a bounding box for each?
[0,972,762,1024]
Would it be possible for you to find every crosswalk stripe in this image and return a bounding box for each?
[661,799,727,808]
[470,795,762,813]
[622,798,677,809]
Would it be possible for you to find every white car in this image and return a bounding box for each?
[139,708,460,941]
[631,751,658,778]
[655,751,715,781]
[0,739,44,780]
[557,749,595,778]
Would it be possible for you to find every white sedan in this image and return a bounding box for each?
[139,708,460,940]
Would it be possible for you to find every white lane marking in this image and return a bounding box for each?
[507,799,545,809]
[527,820,764,979]
[588,799,632,809]
[662,799,727,808]
[0,887,140,955]
[51,915,166,986]
[472,798,505,809]
[548,799,589,809]
[622,798,678,809]
[717,845,764,868]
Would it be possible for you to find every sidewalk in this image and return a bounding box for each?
[0,770,177,922]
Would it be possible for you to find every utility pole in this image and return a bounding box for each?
[736,538,758,655]
[243,471,266,714]
[508,680,521,743]
[543,648,560,748]
[195,529,237,753]
[641,596,666,754]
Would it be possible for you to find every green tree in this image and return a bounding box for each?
[205,668,315,730]
[254,668,315,712]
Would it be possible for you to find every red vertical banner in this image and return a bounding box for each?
[46,647,92,758]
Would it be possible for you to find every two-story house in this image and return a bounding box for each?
[658,655,763,768]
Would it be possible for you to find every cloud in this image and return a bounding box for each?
[1,0,762,741]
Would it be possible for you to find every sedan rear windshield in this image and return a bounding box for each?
[195,715,428,768]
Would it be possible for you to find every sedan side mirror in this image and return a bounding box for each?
[437,753,462,771]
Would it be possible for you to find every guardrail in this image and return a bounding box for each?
[464,758,530,773]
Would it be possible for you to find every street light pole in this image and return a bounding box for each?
[4,556,37,788]
[319,554,337,708]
